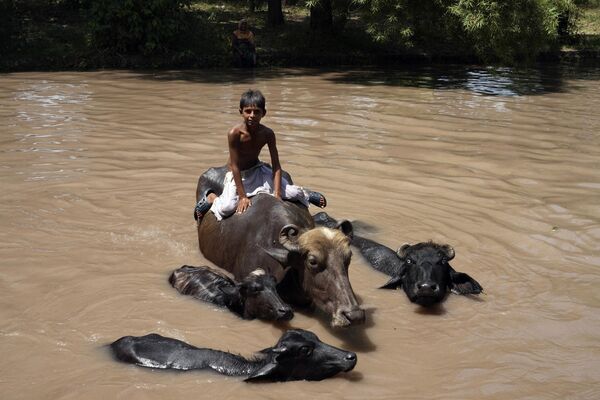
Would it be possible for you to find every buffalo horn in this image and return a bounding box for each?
[279,224,301,252]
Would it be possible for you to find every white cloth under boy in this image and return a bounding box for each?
[210,162,309,221]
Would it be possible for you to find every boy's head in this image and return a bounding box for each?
[239,89,266,114]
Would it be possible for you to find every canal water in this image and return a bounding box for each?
[1,64,599,399]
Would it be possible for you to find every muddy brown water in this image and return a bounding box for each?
[1,65,599,399]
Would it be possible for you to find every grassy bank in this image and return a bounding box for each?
[2,0,599,71]
[578,4,600,48]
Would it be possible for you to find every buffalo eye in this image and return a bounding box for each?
[246,283,263,295]
[405,258,413,265]
[438,252,448,263]
[299,345,313,357]
[307,255,320,269]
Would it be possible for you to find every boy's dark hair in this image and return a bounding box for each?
[240,89,266,112]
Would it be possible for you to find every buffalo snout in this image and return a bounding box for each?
[415,281,440,296]
[338,351,358,372]
[275,305,294,321]
[332,305,365,328]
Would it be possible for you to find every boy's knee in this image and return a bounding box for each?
[284,185,306,201]
[214,197,237,216]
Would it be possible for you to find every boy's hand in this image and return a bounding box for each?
[237,197,252,213]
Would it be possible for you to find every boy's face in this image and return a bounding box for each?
[240,105,265,128]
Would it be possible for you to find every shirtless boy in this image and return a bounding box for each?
[195,89,326,221]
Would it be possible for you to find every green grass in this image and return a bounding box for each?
[569,5,600,50]
[579,6,600,34]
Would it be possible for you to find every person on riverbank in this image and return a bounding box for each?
[194,89,327,221]
[232,19,256,67]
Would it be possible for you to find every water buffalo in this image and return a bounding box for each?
[169,265,293,321]
[314,212,483,307]
[110,329,357,382]
[196,167,365,328]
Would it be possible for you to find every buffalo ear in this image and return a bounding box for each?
[440,245,455,261]
[396,243,411,258]
[449,267,483,295]
[335,220,353,239]
[260,246,290,265]
[244,345,288,382]
[244,362,279,381]
[380,275,403,289]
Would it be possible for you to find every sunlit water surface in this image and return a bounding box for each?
[1,65,599,400]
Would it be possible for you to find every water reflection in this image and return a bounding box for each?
[133,62,600,98]
[325,63,600,96]
[8,79,91,181]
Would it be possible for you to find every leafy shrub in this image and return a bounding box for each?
[353,0,580,63]
[88,0,192,55]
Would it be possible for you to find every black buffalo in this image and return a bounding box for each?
[110,329,357,382]
[314,212,483,307]
[169,265,293,321]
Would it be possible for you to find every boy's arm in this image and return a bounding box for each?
[267,129,282,199]
[228,129,251,212]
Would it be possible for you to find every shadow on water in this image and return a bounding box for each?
[414,303,447,316]
[325,63,600,96]
[282,305,378,353]
[135,62,600,96]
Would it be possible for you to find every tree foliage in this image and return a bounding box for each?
[0,0,18,54]
[352,0,580,62]
[88,0,192,54]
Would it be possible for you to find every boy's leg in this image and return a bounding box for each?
[211,193,238,220]
[194,190,217,221]
[209,174,238,221]
[281,179,327,208]
[195,174,239,222]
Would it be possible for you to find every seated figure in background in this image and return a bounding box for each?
[232,19,257,67]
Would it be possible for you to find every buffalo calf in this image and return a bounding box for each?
[169,265,293,321]
[314,212,483,307]
[379,241,483,306]
[110,329,357,382]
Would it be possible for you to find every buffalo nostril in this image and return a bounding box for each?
[417,282,438,293]
[342,308,366,324]
[345,352,356,361]
[278,307,294,320]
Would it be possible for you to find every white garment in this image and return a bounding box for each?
[210,162,309,221]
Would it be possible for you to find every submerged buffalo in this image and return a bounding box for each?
[110,329,357,382]
[169,265,293,321]
[196,167,365,327]
[314,212,483,307]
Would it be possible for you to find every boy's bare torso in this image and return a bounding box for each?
[228,122,274,171]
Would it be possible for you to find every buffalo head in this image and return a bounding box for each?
[237,269,294,321]
[263,221,365,328]
[246,329,357,382]
[381,242,483,307]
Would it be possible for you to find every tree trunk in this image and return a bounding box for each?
[267,0,284,26]
[310,0,332,31]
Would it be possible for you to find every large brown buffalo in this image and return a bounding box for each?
[196,167,365,327]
